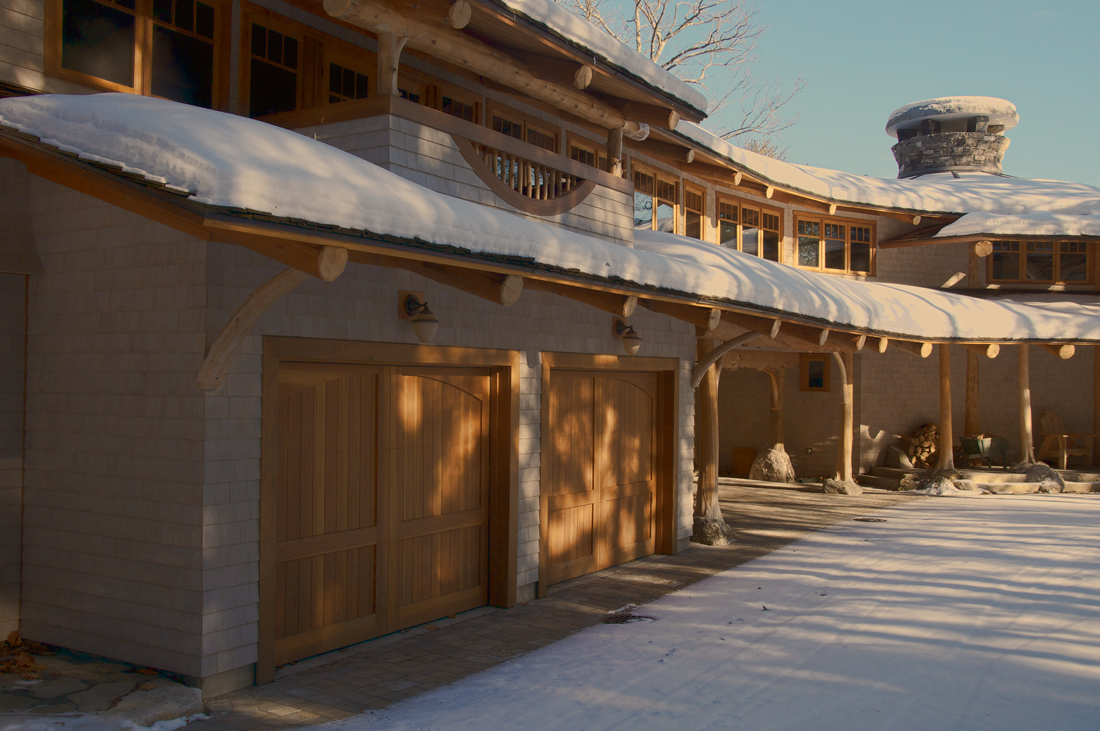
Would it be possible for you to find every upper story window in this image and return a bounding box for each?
[568,137,608,172]
[684,186,704,240]
[249,21,300,117]
[719,197,781,261]
[796,215,874,275]
[633,166,676,232]
[50,0,222,107]
[990,241,1091,284]
[490,105,557,152]
[326,59,369,104]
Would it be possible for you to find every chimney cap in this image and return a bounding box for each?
[886,96,1019,138]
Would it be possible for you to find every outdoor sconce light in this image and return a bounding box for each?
[613,318,643,356]
[402,292,439,344]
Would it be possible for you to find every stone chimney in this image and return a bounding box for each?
[886,97,1019,178]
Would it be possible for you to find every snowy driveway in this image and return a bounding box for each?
[318,494,1100,731]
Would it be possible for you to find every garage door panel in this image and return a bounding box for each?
[547,503,595,566]
[548,376,595,498]
[273,363,491,667]
[398,525,485,609]
[544,370,659,586]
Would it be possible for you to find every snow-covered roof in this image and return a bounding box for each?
[676,122,1100,235]
[1,94,1099,343]
[489,0,708,115]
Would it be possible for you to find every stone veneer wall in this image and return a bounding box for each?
[892,133,1010,178]
[295,115,636,246]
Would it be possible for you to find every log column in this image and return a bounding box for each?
[938,344,955,470]
[831,351,854,482]
[694,338,723,523]
[965,349,980,436]
[1020,344,1035,463]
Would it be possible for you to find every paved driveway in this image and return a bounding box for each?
[318,494,1100,731]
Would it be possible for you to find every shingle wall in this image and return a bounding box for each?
[19,174,209,677]
[203,240,696,676]
[0,272,23,636]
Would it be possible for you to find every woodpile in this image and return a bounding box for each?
[906,423,939,467]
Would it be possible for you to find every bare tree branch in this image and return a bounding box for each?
[554,0,802,147]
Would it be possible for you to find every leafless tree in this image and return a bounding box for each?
[556,0,802,150]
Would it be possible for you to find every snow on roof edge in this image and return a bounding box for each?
[490,0,709,115]
[2,93,1099,345]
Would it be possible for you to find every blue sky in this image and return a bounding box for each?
[704,0,1100,187]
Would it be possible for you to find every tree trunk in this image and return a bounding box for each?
[694,338,722,522]
[832,351,853,482]
[766,367,785,451]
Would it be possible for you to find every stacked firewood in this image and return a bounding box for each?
[906,423,939,467]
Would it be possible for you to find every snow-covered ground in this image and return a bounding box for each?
[318,495,1100,731]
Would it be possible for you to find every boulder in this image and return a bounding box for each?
[748,449,796,484]
[1024,463,1065,493]
[823,479,863,495]
[691,517,735,546]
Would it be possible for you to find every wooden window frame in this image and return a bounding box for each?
[683,183,705,241]
[322,47,375,106]
[430,80,482,125]
[717,195,783,262]
[800,353,831,392]
[45,0,231,110]
[487,102,559,154]
[240,4,316,117]
[566,133,608,173]
[632,161,678,233]
[987,240,1093,285]
[795,214,876,276]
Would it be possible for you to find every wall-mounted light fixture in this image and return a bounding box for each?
[612,318,642,356]
[399,290,439,344]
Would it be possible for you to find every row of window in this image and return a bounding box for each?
[989,241,1091,284]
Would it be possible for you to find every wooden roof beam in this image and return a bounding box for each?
[347,250,522,306]
[525,278,637,317]
[964,343,1001,358]
[640,299,721,332]
[1037,343,1075,360]
[324,0,629,130]
[893,340,934,358]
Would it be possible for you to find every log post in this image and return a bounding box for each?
[692,338,733,545]
[607,128,623,177]
[375,31,408,97]
[1095,344,1100,466]
[767,367,786,451]
[938,344,954,470]
[964,348,980,436]
[831,351,854,482]
[1019,344,1035,463]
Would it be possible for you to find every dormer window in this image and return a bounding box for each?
[989,241,1091,284]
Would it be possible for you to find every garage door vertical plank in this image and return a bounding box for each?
[325,382,339,536]
[337,375,350,533]
[299,387,314,541]
[380,366,398,634]
[335,549,348,624]
[348,375,361,531]
[285,559,299,636]
[278,392,292,543]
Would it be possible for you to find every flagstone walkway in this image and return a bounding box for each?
[193,482,920,730]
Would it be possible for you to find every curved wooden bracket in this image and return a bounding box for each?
[691,332,762,388]
[454,137,597,216]
[196,268,312,391]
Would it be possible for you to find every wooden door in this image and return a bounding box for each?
[544,370,657,585]
[386,368,491,628]
[273,363,490,666]
[274,364,382,666]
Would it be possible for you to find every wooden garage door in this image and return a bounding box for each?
[273,364,490,666]
[543,370,657,585]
